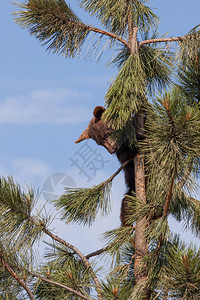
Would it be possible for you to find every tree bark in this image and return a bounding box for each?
[126,2,150,291]
[134,112,149,299]
[0,254,35,300]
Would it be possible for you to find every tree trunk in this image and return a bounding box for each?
[134,112,149,299]
[127,8,149,295]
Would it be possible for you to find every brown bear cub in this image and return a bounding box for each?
[75,106,137,226]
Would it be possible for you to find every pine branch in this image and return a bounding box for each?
[104,157,134,184]
[0,181,102,300]
[162,175,175,217]
[55,158,133,226]
[0,252,35,300]
[139,28,200,68]
[139,36,187,48]
[177,51,200,105]
[85,246,110,260]
[29,270,92,300]
[30,218,103,300]
[101,227,135,267]
[139,41,172,93]
[55,183,112,226]
[170,189,200,238]
[80,0,158,36]
[142,89,200,202]
[139,31,200,48]
[160,241,200,298]
[0,252,92,300]
[13,0,128,58]
[0,176,50,247]
[178,158,194,189]
[87,25,128,47]
[86,225,136,260]
[162,97,176,140]
[13,0,89,57]
[190,197,200,205]
[104,54,147,129]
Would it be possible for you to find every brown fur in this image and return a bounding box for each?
[76,106,137,226]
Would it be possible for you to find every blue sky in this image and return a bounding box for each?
[1,1,200,257]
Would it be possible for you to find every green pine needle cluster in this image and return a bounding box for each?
[14,0,90,58]
[171,191,200,238]
[159,239,200,299]
[104,54,147,129]
[35,252,92,299]
[80,0,158,36]
[110,31,173,93]
[0,241,35,299]
[143,89,200,184]
[101,277,133,300]
[0,176,33,243]
[104,39,172,130]
[179,25,200,65]
[0,176,51,247]
[101,227,135,266]
[139,42,172,94]
[54,182,112,226]
[0,264,23,299]
[177,52,200,105]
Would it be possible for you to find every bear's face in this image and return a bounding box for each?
[75,106,118,154]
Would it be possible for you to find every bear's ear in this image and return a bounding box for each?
[93,106,105,119]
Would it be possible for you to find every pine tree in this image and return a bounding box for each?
[1,0,200,299]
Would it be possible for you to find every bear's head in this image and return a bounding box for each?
[75,106,118,154]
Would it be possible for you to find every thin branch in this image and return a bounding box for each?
[43,229,103,300]
[87,25,129,48]
[29,270,92,300]
[103,157,134,186]
[53,20,129,47]
[3,261,92,300]
[139,35,189,48]
[0,254,35,300]
[162,97,177,140]
[163,176,175,217]
[152,176,175,269]
[178,158,193,189]
[86,245,110,260]
[30,219,102,300]
[128,254,135,267]
[33,3,129,48]
[86,226,136,259]
[15,1,129,52]
[153,289,163,300]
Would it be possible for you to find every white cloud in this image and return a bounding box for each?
[0,88,91,124]
[0,158,51,189]
[0,156,51,193]
[13,158,50,180]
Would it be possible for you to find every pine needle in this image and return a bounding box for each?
[54,182,112,226]
[13,0,90,58]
